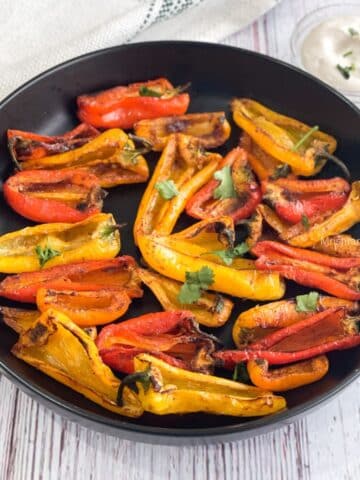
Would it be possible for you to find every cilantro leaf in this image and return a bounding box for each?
[35,245,60,268]
[301,214,310,229]
[348,27,359,37]
[155,180,179,200]
[178,266,214,304]
[343,50,353,57]
[138,86,162,97]
[232,362,250,384]
[209,242,249,266]
[213,165,237,200]
[336,63,355,80]
[295,291,319,313]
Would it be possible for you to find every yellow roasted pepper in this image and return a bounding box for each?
[16,129,149,188]
[289,181,360,248]
[11,309,143,417]
[134,133,221,242]
[232,98,338,177]
[0,213,120,273]
[118,354,286,416]
[137,268,234,327]
[138,216,285,301]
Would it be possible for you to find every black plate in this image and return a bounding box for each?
[0,41,359,445]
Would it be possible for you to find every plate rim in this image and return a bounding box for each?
[0,40,359,441]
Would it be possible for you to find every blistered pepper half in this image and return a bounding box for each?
[253,240,360,300]
[77,78,190,129]
[137,268,233,327]
[0,256,141,303]
[185,147,262,224]
[134,112,231,151]
[247,356,329,392]
[96,311,218,374]
[7,123,99,163]
[4,169,106,223]
[116,354,286,417]
[232,295,358,348]
[0,213,120,274]
[134,133,221,242]
[231,98,340,177]
[263,177,350,224]
[288,181,360,248]
[11,309,143,417]
[138,216,285,301]
[16,129,149,188]
[216,307,360,368]
[36,288,132,327]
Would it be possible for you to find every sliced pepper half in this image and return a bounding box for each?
[11,309,143,417]
[232,98,338,177]
[134,112,231,151]
[117,354,286,416]
[0,213,120,273]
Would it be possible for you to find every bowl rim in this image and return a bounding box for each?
[0,40,359,441]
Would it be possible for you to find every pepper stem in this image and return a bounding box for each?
[316,152,351,180]
[116,366,152,406]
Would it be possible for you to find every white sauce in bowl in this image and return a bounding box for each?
[301,16,360,92]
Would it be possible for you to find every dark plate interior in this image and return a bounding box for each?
[0,41,359,443]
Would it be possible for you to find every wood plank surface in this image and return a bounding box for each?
[0,1,359,478]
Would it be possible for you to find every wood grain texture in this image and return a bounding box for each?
[0,1,359,479]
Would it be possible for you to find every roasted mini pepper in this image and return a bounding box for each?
[137,268,233,327]
[11,309,143,416]
[134,133,221,241]
[185,147,262,224]
[314,234,360,257]
[117,354,286,416]
[36,288,132,327]
[232,295,358,348]
[77,78,190,129]
[8,123,99,163]
[263,177,350,224]
[231,98,340,177]
[1,306,40,334]
[288,181,360,247]
[0,213,120,273]
[138,216,285,301]
[0,256,141,303]
[215,307,360,367]
[247,356,329,392]
[253,240,360,300]
[96,311,217,374]
[16,129,149,188]
[134,112,231,151]
[4,169,106,223]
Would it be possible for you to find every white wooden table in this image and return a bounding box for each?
[0,1,359,478]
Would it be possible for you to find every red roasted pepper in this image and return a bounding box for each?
[215,307,360,367]
[0,256,142,303]
[96,311,217,374]
[263,177,350,224]
[185,147,261,223]
[77,78,190,130]
[8,123,99,163]
[4,169,105,223]
[253,241,360,300]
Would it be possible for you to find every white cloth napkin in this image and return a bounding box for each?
[0,0,280,101]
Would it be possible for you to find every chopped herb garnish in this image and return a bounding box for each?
[232,362,250,384]
[292,126,319,152]
[213,165,237,199]
[270,163,291,180]
[155,179,179,200]
[138,86,162,97]
[348,27,359,37]
[336,63,355,80]
[295,291,319,313]
[178,266,214,304]
[209,242,249,266]
[301,214,310,230]
[343,50,353,57]
[35,245,60,268]
[100,223,125,238]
